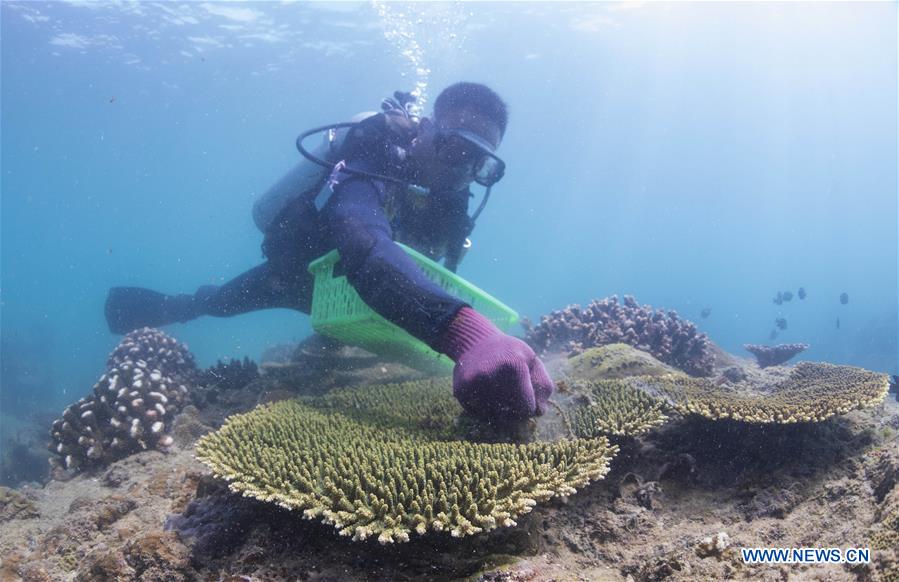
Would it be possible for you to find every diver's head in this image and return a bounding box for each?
[410,82,507,192]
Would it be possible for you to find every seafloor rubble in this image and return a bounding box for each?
[0,334,897,581]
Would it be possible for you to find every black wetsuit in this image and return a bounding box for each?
[199,114,473,347]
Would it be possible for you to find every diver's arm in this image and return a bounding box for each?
[322,165,555,422]
[319,172,466,346]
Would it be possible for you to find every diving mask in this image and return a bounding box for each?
[434,128,506,188]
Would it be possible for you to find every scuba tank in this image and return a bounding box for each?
[252,111,378,233]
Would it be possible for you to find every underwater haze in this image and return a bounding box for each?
[2,2,897,456]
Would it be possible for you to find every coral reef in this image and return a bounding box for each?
[559,344,678,382]
[193,357,261,409]
[48,328,196,474]
[546,345,673,440]
[721,366,748,384]
[0,486,39,522]
[865,446,899,580]
[196,380,617,544]
[258,334,428,397]
[695,532,730,557]
[309,378,463,438]
[523,295,715,376]
[630,362,889,423]
[2,334,897,581]
[563,379,669,438]
[869,506,899,551]
[200,357,259,393]
[75,531,194,581]
[743,343,809,368]
[106,327,196,382]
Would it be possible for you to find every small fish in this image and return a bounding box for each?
[769,329,779,340]
[889,375,898,401]
[773,292,783,306]
[836,317,840,329]
[840,292,849,305]
[782,291,793,302]
[798,287,806,300]
[109,96,116,103]
[775,317,788,330]
[700,307,711,319]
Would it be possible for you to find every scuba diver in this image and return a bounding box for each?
[104,82,554,422]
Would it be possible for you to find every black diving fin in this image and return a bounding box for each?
[104,287,199,334]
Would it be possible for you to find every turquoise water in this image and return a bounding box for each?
[1,3,896,444]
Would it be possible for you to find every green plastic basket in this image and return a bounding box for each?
[307,243,519,374]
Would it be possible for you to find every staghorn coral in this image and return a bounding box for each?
[743,343,809,368]
[629,362,889,423]
[523,295,714,376]
[563,379,669,439]
[196,380,617,544]
[48,328,196,474]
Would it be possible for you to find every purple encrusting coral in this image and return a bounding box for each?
[523,295,715,376]
[48,328,197,476]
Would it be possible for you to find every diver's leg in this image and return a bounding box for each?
[104,287,205,334]
[104,262,314,334]
[198,260,315,317]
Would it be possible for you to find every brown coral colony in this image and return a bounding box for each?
[524,295,715,376]
[743,343,809,368]
[47,328,197,475]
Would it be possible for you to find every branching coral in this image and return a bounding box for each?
[564,379,669,438]
[200,357,259,393]
[49,328,196,473]
[629,362,889,423]
[524,295,714,376]
[743,343,809,368]
[196,380,617,544]
[308,379,463,438]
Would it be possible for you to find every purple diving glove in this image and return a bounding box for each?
[435,307,555,421]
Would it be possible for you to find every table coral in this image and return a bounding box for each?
[196,380,618,544]
[308,378,463,438]
[629,362,889,423]
[743,343,809,368]
[563,379,670,439]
